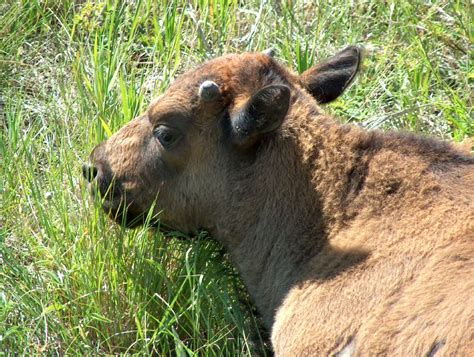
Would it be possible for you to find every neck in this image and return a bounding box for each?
[228,214,326,328]
[214,114,352,328]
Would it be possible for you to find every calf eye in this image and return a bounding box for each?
[154,125,181,148]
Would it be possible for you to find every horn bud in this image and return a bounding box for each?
[262,48,275,57]
[199,80,220,102]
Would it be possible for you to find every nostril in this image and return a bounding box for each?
[82,164,98,182]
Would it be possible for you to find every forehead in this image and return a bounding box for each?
[148,53,295,120]
[171,53,279,94]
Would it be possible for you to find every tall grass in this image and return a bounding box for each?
[0,0,471,354]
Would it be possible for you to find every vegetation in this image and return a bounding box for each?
[0,0,471,354]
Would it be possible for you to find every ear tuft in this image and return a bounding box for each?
[300,45,363,104]
[231,85,290,148]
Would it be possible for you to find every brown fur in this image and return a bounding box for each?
[86,49,474,356]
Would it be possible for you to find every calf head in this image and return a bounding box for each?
[84,46,362,234]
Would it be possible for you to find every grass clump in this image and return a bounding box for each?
[0,0,471,354]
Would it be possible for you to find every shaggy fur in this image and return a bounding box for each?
[86,48,474,356]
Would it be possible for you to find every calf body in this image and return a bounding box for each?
[85,48,474,355]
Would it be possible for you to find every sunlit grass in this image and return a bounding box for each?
[0,0,471,354]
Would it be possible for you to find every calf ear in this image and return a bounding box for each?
[300,46,362,104]
[230,85,290,148]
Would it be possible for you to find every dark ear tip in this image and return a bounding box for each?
[343,45,361,54]
[340,45,364,64]
[345,45,370,68]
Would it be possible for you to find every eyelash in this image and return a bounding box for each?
[154,125,181,148]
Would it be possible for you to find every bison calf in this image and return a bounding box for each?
[84,47,474,356]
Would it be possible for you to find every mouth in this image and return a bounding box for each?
[107,204,148,228]
[84,178,152,228]
[86,181,193,234]
[98,187,163,229]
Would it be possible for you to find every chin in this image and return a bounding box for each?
[101,201,147,228]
